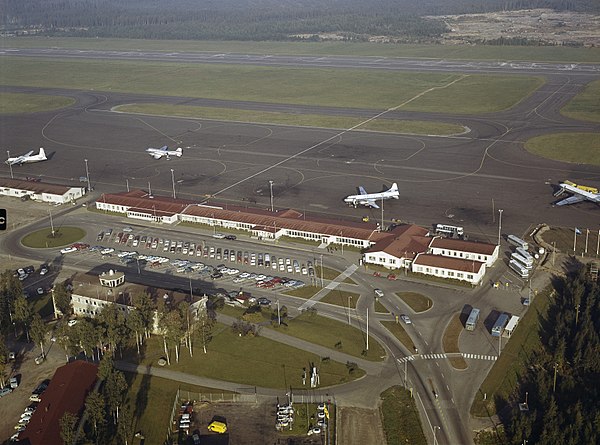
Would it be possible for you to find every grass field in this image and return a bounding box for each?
[1,57,541,114]
[117,103,465,136]
[381,320,415,352]
[21,226,85,248]
[525,132,600,166]
[136,323,364,389]
[374,299,389,313]
[396,292,432,313]
[442,313,468,370]
[0,92,74,114]
[319,290,360,308]
[217,304,385,361]
[562,79,600,123]
[124,372,225,445]
[540,226,600,256]
[5,37,600,63]
[470,286,553,417]
[380,386,427,445]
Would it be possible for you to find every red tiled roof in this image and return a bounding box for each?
[366,224,430,259]
[0,178,81,195]
[20,361,98,445]
[430,238,497,255]
[413,254,484,273]
[98,190,194,215]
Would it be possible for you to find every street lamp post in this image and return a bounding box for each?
[7,151,13,179]
[269,180,274,212]
[347,296,352,325]
[84,158,91,192]
[433,426,441,445]
[497,209,503,245]
[320,254,324,288]
[170,169,176,199]
[277,300,281,326]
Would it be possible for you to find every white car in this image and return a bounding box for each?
[101,248,115,255]
[400,314,411,324]
[67,320,78,327]
[212,233,226,239]
[60,246,77,254]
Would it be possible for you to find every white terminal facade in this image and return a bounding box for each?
[96,189,499,285]
[0,178,86,204]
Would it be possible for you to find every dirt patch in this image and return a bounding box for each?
[176,401,324,445]
[337,406,386,445]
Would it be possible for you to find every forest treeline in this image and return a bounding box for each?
[502,264,600,444]
[2,0,599,42]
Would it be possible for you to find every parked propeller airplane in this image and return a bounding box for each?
[554,182,600,206]
[344,183,399,208]
[5,148,47,166]
[146,145,183,160]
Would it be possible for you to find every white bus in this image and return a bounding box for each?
[465,308,480,331]
[511,252,533,269]
[516,247,534,262]
[435,224,464,237]
[509,259,529,278]
[507,234,528,250]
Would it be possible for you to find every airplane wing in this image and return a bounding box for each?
[152,153,164,159]
[23,150,34,157]
[555,195,586,206]
[358,186,368,195]
[365,199,379,209]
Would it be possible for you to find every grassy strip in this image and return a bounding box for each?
[470,287,553,417]
[7,37,600,63]
[219,305,385,361]
[396,292,432,313]
[380,386,427,445]
[1,57,541,113]
[117,103,464,135]
[21,226,85,248]
[561,79,600,123]
[124,372,227,445]
[285,285,322,299]
[136,324,364,388]
[525,132,600,166]
[374,300,389,313]
[381,321,415,352]
[0,92,74,114]
[319,290,360,308]
[442,313,468,370]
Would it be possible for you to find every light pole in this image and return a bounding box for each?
[49,209,55,237]
[347,296,352,325]
[126,178,130,192]
[433,426,441,445]
[170,168,176,199]
[277,300,281,326]
[84,158,91,192]
[320,254,324,288]
[269,180,274,212]
[7,151,13,179]
[497,209,503,246]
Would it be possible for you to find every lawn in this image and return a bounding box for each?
[470,286,553,417]
[124,372,226,445]
[561,79,600,123]
[21,226,86,248]
[381,321,415,352]
[540,226,599,256]
[442,313,468,370]
[396,292,432,313]
[380,386,427,445]
[0,92,74,114]
[525,132,600,166]
[7,37,600,63]
[1,57,541,114]
[319,290,360,309]
[135,323,365,389]
[374,300,389,313]
[117,103,464,136]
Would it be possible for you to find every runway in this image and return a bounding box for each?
[1,50,599,242]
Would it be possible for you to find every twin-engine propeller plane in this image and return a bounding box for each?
[146,145,183,160]
[344,183,399,208]
[5,148,47,166]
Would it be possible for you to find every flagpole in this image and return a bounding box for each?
[573,228,577,253]
[585,229,589,255]
[597,229,600,257]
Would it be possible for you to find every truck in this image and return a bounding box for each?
[491,313,510,337]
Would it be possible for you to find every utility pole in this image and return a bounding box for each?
[347,296,352,325]
[553,362,559,392]
[320,254,324,288]
[269,180,274,212]
[49,209,55,237]
[84,158,91,192]
[170,169,176,199]
[366,307,369,351]
[497,209,503,246]
[126,178,130,192]
[277,300,281,326]
[7,151,13,179]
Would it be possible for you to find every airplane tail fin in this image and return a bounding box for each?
[38,148,47,159]
[175,147,183,156]
[390,183,399,192]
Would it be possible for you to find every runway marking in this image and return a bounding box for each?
[207,75,470,199]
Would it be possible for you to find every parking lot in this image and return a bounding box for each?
[59,227,322,298]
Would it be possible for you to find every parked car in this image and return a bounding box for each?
[9,377,18,389]
[212,233,226,239]
[0,387,13,397]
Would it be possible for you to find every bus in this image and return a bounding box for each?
[511,252,533,269]
[491,313,510,337]
[516,246,534,262]
[502,315,520,338]
[507,234,528,250]
[509,259,530,278]
[465,308,480,331]
[435,224,464,237]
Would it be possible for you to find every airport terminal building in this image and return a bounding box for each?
[95,189,498,285]
[0,178,86,204]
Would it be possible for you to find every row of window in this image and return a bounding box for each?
[414,266,475,281]
[436,249,486,261]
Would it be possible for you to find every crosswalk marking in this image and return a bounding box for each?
[398,353,498,363]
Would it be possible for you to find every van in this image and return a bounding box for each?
[207,421,227,434]
[9,377,18,389]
